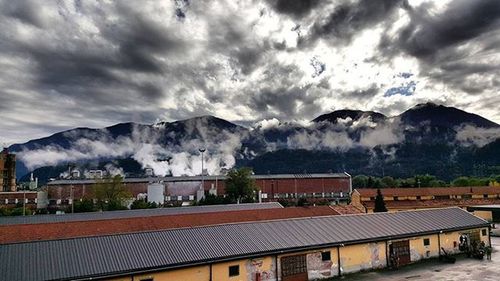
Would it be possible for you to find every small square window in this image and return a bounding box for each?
[484,194,488,198]
[229,265,239,277]
[482,229,487,236]
[416,196,421,200]
[423,238,430,246]
[394,196,399,201]
[321,251,331,261]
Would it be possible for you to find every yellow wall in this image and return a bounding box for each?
[212,257,276,281]
[408,235,439,261]
[107,265,210,281]
[339,242,386,274]
[350,192,364,211]
[474,210,493,222]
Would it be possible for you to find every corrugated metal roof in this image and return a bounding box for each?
[0,207,488,281]
[0,203,283,226]
[47,173,349,185]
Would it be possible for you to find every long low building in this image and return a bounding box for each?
[351,186,500,214]
[46,173,352,208]
[0,205,363,244]
[0,207,490,281]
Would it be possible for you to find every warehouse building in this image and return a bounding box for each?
[0,207,490,281]
[351,187,500,214]
[46,173,351,208]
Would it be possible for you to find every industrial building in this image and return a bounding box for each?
[0,207,490,281]
[46,173,351,208]
[351,187,500,214]
[0,148,16,192]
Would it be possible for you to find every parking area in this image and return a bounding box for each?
[339,236,500,281]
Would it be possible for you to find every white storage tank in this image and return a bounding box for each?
[147,183,165,205]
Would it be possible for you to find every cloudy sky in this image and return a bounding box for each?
[1,0,499,144]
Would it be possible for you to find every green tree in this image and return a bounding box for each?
[73,198,95,213]
[352,175,368,188]
[374,188,388,212]
[225,167,257,203]
[380,176,396,188]
[130,199,150,209]
[93,175,131,211]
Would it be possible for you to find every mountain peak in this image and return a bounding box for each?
[313,109,387,124]
[401,102,499,128]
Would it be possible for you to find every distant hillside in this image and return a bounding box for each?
[9,103,500,182]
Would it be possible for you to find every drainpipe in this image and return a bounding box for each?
[209,263,212,281]
[438,231,442,258]
[337,246,342,277]
[275,255,279,281]
[385,241,389,268]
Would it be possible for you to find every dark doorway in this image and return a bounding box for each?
[281,254,308,281]
[390,240,411,266]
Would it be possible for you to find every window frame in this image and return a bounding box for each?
[229,265,240,277]
[423,238,430,246]
[321,251,331,261]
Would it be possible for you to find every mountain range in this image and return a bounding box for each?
[9,102,500,184]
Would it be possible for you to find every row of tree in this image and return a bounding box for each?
[353,174,500,189]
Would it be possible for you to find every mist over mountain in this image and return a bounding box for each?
[10,103,500,183]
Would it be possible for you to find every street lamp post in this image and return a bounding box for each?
[199,148,206,191]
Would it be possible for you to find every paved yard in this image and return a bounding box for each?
[338,236,500,281]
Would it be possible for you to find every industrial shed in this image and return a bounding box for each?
[0,207,490,281]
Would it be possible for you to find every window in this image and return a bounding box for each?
[394,196,399,201]
[140,278,153,281]
[483,194,488,198]
[416,196,421,200]
[423,238,430,246]
[321,251,331,261]
[482,229,487,236]
[229,265,239,277]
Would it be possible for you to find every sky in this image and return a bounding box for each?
[1,0,499,144]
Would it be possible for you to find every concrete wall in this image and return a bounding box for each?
[473,210,493,222]
[408,235,440,262]
[339,242,386,274]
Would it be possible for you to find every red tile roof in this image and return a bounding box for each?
[0,206,361,244]
[362,198,500,210]
[355,186,500,197]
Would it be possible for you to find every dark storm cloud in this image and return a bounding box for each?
[267,0,320,18]
[306,0,404,46]
[0,0,499,145]
[396,0,500,59]
[1,0,47,28]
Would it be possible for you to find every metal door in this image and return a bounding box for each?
[281,254,308,281]
[391,240,411,266]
